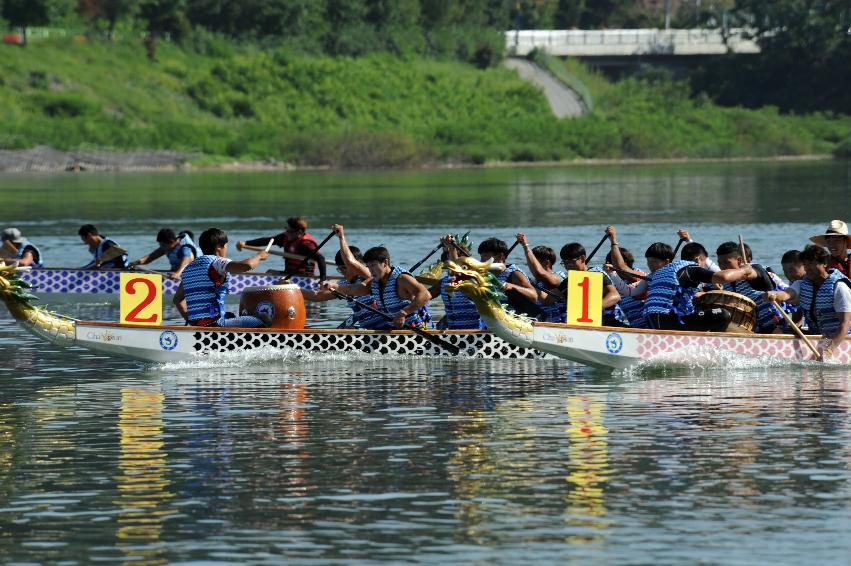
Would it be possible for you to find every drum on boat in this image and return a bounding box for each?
[239,284,306,329]
[695,290,756,334]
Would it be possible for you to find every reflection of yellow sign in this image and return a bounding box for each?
[566,270,602,326]
[120,273,162,326]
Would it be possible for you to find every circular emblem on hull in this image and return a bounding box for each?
[256,300,276,319]
[605,332,623,354]
[159,330,178,351]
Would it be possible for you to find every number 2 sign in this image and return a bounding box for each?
[566,270,602,326]
[120,273,162,326]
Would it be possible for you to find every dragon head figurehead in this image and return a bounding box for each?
[444,256,534,346]
[0,264,75,344]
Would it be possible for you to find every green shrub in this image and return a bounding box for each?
[33,93,100,118]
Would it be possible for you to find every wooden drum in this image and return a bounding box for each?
[239,284,306,329]
[695,290,756,334]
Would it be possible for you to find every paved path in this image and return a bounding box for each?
[503,58,587,118]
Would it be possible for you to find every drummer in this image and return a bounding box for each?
[322,246,431,330]
[713,241,784,334]
[237,216,327,280]
[764,244,851,360]
[173,227,270,327]
[809,220,851,276]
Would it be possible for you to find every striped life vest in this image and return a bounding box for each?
[10,240,43,267]
[619,295,647,328]
[495,264,522,306]
[723,264,778,331]
[182,255,230,324]
[440,275,483,329]
[797,269,851,337]
[166,234,200,271]
[93,237,128,269]
[532,270,566,323]
[342,275,369,328]
[366,265,430,330]
[644,260,697,318]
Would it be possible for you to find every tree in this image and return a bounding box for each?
[2,0,50,45]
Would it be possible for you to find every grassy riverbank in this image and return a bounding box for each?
[1,38,850,168]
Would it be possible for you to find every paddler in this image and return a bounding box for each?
[78,224,128,269]
[477,237,544,319]
[173,227,270,327]
[426,235,484,329]
[128,228,200,280]
[605,246,648,328]
[301,224,372,328]
[237,216,327,280]
[0,228,44,267]
[514,233,566,323]
[322,246,431,330]
[808,220,851,276]
[764,244,851,360]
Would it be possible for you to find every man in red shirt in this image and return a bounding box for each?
[809,220,851,276]
[237,216,327,280]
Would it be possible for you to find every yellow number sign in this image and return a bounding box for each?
[120,273,162,326]
[566,270,602,326]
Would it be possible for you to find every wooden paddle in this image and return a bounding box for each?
[585,233,609,263]
[96,245,128,266]
[771,299,821,360]
[739,234,748,263]
[673,237,687,256]
[449,240,471,257]
[241,243,307,261]
[330,288,460,355]
[409,243,442,273]
[612,267,652,282]
[505,239,521,258]
[0,240,19,259]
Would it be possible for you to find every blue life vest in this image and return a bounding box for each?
[797,269,851,337]
[644,260,698,318]
[440,275,483,329]
[495,264,523,306]
[533,270,566,323]
[92,237,128,269]
[619,295,647,328]
[182,255,230,324]
[342,275,369,328]
[723,264,779,331]
[10,240,43,267]
[587,266,625,322]
[166,234,200,271]
[365,265,430,330]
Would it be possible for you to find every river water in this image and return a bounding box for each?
[1,161,850,564]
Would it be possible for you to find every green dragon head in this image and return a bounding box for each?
[444,256,507,306]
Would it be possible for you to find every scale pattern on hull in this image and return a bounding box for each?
[194,330,545,358]
[23,269,325,294]
[635,333,831,362]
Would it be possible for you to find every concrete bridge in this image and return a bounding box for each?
[506,28,760,57]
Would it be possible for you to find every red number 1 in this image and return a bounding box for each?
[125,278,158,323]
[576,277,592,323]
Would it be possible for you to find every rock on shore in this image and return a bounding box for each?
[0,145,187,173]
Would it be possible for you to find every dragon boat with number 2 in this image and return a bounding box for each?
[0,265,544,363]
[448,256,849,370]
[20,267,336,300]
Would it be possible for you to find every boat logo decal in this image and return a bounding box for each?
[86,330,121,343]
[256,300,276,319]
[159,330,178,351]
[605,332,623,354]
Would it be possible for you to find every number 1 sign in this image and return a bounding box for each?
[566,270,603,326]
[120,273,162,326]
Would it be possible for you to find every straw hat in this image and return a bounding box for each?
[0,227,24,244]
[809,220,851,246]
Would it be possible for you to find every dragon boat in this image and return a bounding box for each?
[448,257,848,370]
[0,266,544,363]
[20,267,340,300]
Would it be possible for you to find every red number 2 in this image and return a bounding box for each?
[576,277,593,323]
[125,277,158,323]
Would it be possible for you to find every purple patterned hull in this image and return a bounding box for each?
[22,268,338,297]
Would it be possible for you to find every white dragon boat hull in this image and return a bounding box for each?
[522,322,838,369]
[68,322,546,363]
[21,268,338,300]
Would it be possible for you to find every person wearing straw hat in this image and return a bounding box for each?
[0,228,43,267]
[809,220,851,277]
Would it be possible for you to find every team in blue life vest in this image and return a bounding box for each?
[6,216,851,360]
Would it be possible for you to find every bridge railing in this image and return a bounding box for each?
[507,28,760,56]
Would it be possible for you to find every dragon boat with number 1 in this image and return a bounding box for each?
[20,267,340,300]
[0,266,545,363]
[448,256,849,370]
